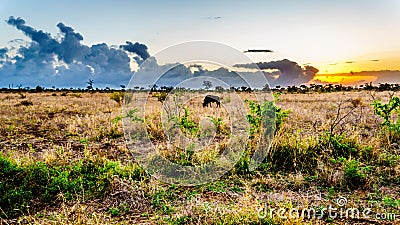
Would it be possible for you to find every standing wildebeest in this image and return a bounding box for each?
[203,95,220,107]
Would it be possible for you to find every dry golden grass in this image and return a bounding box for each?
[0,92,129,165]
[1,90,399,224]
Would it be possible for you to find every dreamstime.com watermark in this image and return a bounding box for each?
[258,197,398,221]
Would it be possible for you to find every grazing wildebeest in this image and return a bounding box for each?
[203,95,220,107]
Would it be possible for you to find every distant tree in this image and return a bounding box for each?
[364,82,374,91]
[35,85,44,92]
[86,79,94,90]
[262,84,271,91]
[160,86,173,92]
[149,84,158,92]
[287,86,298,93]
[203,80,212,90]
[215,86,224,92]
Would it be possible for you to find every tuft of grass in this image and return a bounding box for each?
[267,127,320,174]
[151,188,176,214]
[152,91,168,103]
[19,100,33,106]
[207,115,228,135]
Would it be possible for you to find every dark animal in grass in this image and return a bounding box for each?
[203,95,220,107]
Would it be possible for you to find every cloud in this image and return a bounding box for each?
[119,41,150,64]
[331,59,380,65]
[127,58,269,90]
[0,16,150,88]
[207,16,222,20]
[55,22,90,64]
[234,59,319,86]
[0,48,7,58]
[6,17,60,55]
[1,17,316,89]
[243,49,274,53]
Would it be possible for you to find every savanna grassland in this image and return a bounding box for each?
[1,90,400,224]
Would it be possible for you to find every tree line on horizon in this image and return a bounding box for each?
[2,81,400,93]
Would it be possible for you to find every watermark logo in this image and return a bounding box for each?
[336,196,347,207]
[258,196,397,221]
[122,41,275,186]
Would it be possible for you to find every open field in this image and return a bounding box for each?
[1,90,400,224]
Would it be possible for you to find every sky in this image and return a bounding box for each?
[0,0,399,88]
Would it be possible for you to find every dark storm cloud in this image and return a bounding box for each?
[120,41,150,64]
[0,47,8,65]
[0,16,150,88]
[188,64,206,76]
[57,22,83,40]
[56,22,90,64]
[0,48,7,57]
[6,17,50,42]
[6,17,59,54]
[234,59,319,86]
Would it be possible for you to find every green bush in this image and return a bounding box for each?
[179,107,199,136]
[0,156,33,218]
[372,96,400,126]
[344,159,370,189]
[373,96,400,145]
[0,155,146,218]
[110,91,124,104]
[245,99,289,138]
[234,99,290,174]
[318,132,359,159]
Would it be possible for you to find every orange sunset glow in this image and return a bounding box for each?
[309,53,400,85]
[312,75,376,85]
